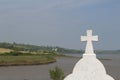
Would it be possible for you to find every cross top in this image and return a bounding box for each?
[81,30,98,54]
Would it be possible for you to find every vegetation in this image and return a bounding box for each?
[0,48,13,53]
[0,42,81,66]
[0,50,57,66]
[0,42,69,66]
[49,67,64,80]
[0,42,118,66]
[0,50,57,56]
[0,55,56,66]
[0,42,82,53]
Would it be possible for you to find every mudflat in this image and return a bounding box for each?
[0,54,119,80]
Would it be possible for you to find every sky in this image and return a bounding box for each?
[0,0,120,50]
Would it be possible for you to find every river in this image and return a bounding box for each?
[0,53,119,80]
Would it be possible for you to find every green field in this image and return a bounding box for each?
[0,55,56,66]
[0,46,57,66]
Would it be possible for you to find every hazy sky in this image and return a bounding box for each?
[0,0,120,50]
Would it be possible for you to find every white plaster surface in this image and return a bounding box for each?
[64,30,115,80]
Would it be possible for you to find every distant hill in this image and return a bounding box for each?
[0,42,119,54]
[0,42,82,53]
[95,50,120,54]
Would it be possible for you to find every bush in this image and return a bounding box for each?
[0,51,32,56]
[49,67,64,80]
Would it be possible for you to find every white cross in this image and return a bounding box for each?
[81,30,98,54]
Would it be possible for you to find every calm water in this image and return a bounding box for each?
[65,53,120,60]
[0,53,119,80]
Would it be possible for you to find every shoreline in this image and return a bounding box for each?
[0,55,119,80]
[0,56,112,67]
[0,60,56,67]
[0,55,56,67]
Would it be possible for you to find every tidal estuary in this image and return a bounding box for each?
[0,53,119,80]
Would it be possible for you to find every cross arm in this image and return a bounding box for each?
[81,36,87,41]
[92,36,98,41]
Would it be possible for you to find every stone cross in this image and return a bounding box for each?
[64,29,115,80]
[81,30,98,54]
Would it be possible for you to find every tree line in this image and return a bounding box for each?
[0,42,83,53]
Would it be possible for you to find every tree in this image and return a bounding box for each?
[49,67,64,80]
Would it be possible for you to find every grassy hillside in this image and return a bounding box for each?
[0,42,82,53]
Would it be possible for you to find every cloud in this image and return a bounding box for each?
[0,0,108,13]
[41,0,108,9]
